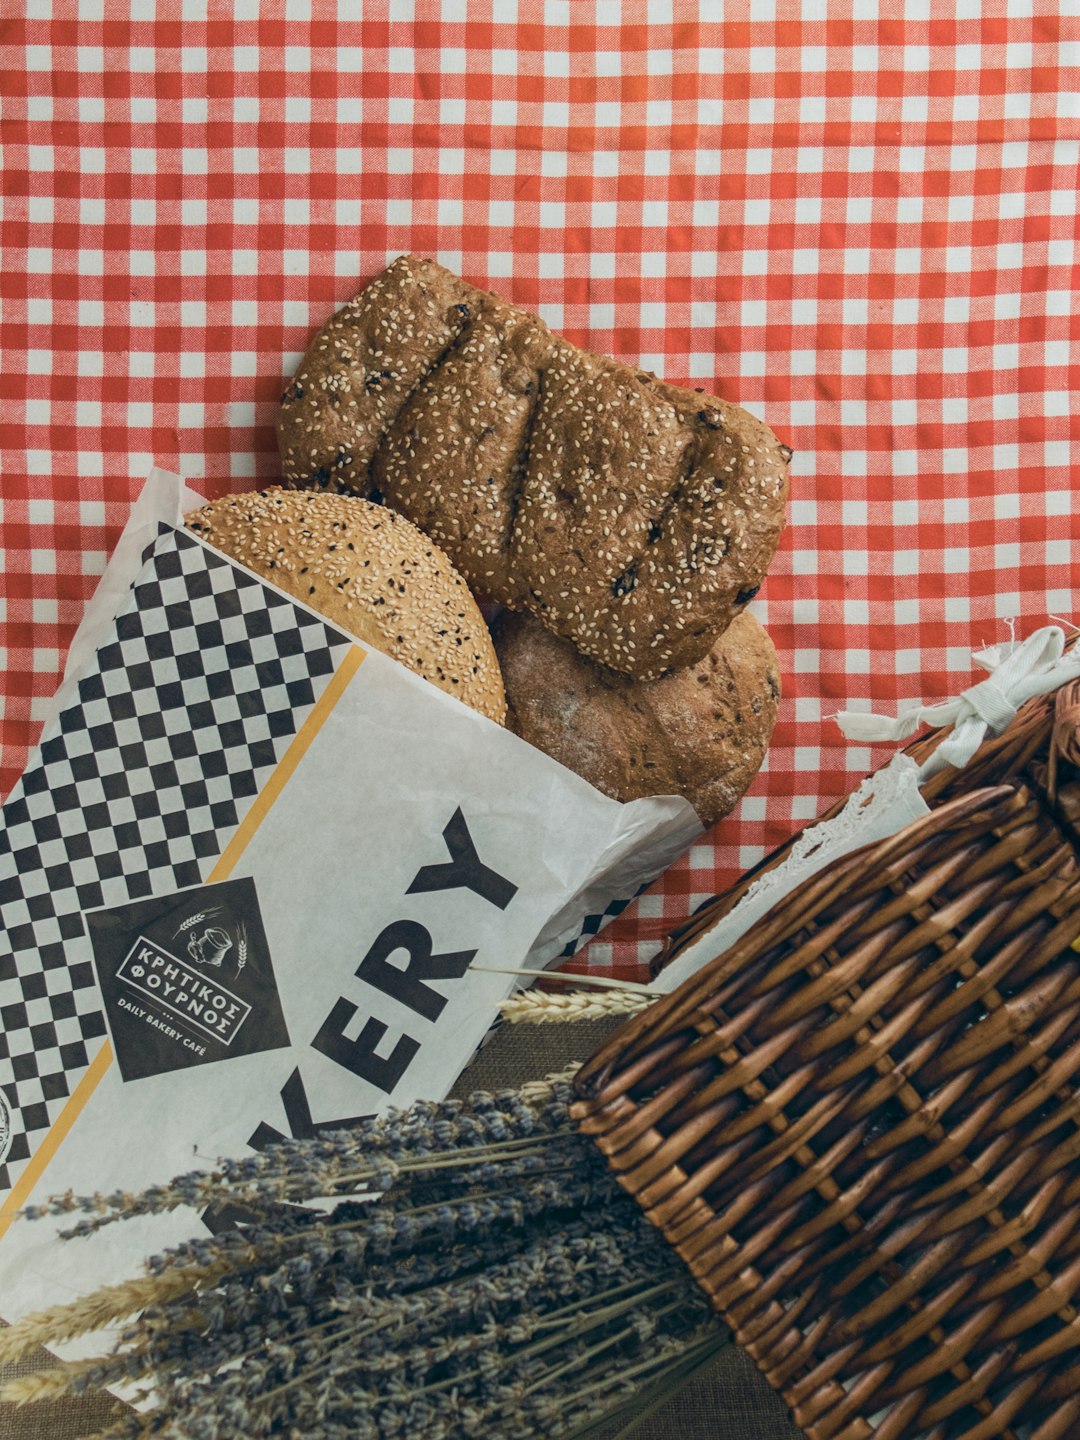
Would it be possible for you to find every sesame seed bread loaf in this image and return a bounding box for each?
[185,488,506,725]
[492,608,780,828]
[278,255,790,680]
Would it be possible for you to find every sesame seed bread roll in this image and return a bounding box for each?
[277,258,470,492]
[493,609,780,829]
[278,254,790,681]
[185,489,506,725]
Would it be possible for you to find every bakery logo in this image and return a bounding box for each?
[116,941,251,1046]
[0,1091,11,1166]
[86,877,291,1083]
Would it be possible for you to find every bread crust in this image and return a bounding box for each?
[278,255,790,680]
[185,488,506,725]
[493,609,780,827]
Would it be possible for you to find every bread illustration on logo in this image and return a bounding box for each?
[186,924,233,970]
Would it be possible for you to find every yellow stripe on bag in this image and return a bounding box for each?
[0,643,367,1241]
[0,1039,115,1240]
[210,645,366,880]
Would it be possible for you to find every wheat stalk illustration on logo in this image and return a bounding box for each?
[173,906,222,938]
[170,905,247,973]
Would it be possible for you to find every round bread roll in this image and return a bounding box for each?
[493,609,779,827]
[185,488,506,724]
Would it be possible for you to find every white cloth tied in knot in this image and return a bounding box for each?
[835,624,1080,781]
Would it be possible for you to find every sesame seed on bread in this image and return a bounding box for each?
[185,488,506,725]
[278,255,791,681]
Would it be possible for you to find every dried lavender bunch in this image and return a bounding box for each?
[2,1073,726,1440]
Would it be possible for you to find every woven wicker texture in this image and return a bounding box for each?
[574,685,1080,1439]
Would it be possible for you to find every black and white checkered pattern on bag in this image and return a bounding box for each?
[556,894,637,960]
[0,526,354,1197]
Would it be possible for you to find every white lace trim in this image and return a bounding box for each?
[652,755,929,995]
[654,622,1074,996]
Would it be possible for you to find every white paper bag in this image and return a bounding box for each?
[0,470,701,1341]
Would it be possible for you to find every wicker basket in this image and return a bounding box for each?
[572,677,1080,1440]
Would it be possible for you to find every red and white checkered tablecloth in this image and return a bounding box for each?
[1,5,1076,981]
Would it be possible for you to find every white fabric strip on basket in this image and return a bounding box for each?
[653,624,1080,995]
[835,624,1080,781]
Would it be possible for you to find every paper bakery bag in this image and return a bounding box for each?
[0,470,700,1337]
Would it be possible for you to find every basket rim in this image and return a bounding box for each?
[651,667,1070,979]
[574,780,1023,1104]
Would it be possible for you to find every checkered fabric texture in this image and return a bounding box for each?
[0,5,1077,982]
[0,525,351,1199]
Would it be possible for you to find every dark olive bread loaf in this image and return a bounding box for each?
[492,608,779,827]
[185,488,506,725]
[278,255,790,680]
